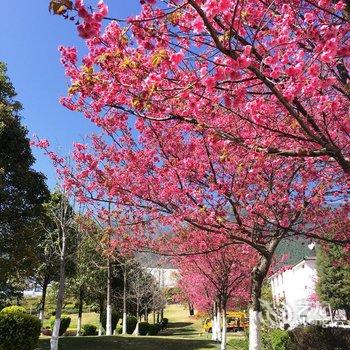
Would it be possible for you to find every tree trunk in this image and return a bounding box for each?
[133,302,140,336]
[217,305,222,342]
[50,237,66,350]
[106,258,112,336]
[122,267,127,335]
[212,301,218,341]
[249,240,279,350]
[189,302,194,316]
[221,306,227,350]
[98,298,104,336]
[76,288,84,336]
[38,275,49,322]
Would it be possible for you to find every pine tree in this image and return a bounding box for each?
[316,245,350,319]
[0,62,48,305]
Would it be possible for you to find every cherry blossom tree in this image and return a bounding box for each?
[45,1,350,349]
[58,0,349,175]
[177,240,254,350]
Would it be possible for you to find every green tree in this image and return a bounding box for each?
[316,244,350,319]
[0,62,48,305]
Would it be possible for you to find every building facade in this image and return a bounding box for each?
[269,257,345,328]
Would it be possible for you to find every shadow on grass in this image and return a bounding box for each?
[37,336,218,350]
[166,322,193,329]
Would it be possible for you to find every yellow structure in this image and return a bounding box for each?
[203,311,249,332]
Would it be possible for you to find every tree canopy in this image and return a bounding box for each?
[0,62,48,300]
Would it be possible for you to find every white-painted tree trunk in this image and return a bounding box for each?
[221,311,227,350]
[122,312,127,335]
[98,323,103,336]
[211,301,219,341]
[249,310,262,350]
[50,227,67,350]
[106,304,112,336]
[51,319,61,350]
[106,258,112,336]
[122,266,127,335]
[211,314,218,341]
[133,321,139,336]
[216,307,222,342]
[76,316,82,336]
[39,309,45,322]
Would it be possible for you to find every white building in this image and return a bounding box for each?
[269,257,345,328]
[146,267,179,289]
[23,281,43,298]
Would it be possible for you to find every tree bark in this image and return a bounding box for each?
[217,304,222,342]
[98,297,104,336]
[122,266,127,335]
[50,236,66,350]
[221,305,227,350]
[38,275,49,322]
[76,288,84,336]
[249,240,279,350]
[106,258,112,336]
[212,301,218,341]
[189,302,194,316]
[133,301,140,336]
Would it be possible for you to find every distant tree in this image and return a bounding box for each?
[46,191,77,350]
[0,61,48,300]
[34,192,78,322]
[316,244,350,319]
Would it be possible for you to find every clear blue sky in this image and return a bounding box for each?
[0,0,141,188]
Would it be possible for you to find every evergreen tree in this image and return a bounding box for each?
[0,62,48,305]
[316,245,350,319]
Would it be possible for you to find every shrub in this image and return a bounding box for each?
[116,325,123,334]
[289,326,350,350]
[0,312,41,350]
[262,329,296,350]
[101,310,120,334]
[49,315,71,336]
[162,318,169,326]
[148,323,161,336]
[126,316,138,334]
[82,324,97,336]
[139,322,150,335]
[0,306,26,314]
[41,327,52,336]
[63,330,76,337]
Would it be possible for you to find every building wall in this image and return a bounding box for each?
[269,259,329,328]
[146,268,179,289]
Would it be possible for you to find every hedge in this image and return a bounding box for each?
[0,311,41,350]
[82,324,97,336]
[148,323,161,335]
[139,322,150,335]
[101,310,120,333]
[0,306,26,314]
[262,329,296,350]
[289,325,350,350]
[126,316,138,334]
[50,315,71,336]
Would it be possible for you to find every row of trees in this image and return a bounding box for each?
[0,61,167,350]
[45,1,349,350]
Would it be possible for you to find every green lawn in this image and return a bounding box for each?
[42,312,100,330]
[38,304,247,350]
[38,336,218,350]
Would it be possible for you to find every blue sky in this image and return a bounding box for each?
[0,0,141,188]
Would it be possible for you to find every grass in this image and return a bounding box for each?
[42,312,100,330]
[37,336,218,350]
[37,304,246,350]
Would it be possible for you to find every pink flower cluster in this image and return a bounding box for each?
[75,0,108,39]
